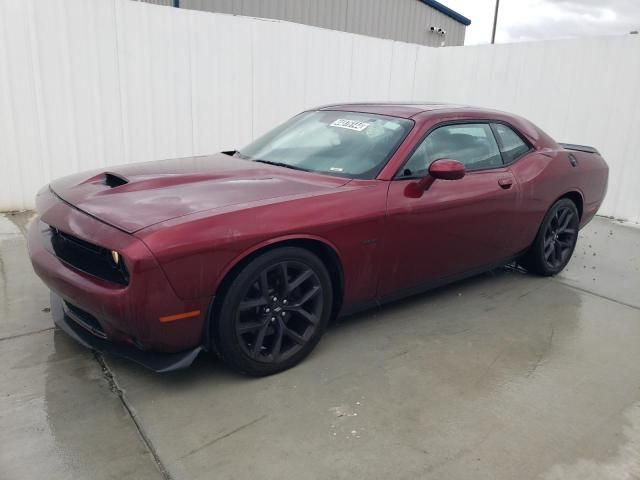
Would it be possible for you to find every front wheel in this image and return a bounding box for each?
[213,247,333,376]
[519,198,580,276]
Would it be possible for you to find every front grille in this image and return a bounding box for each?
[63,301,108,339]
[46,224,129,285]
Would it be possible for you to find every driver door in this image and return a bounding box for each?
[378,122,521,297]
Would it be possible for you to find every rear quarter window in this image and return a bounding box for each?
[492,124,530,163]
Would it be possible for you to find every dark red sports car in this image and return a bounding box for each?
[28,103,608,375]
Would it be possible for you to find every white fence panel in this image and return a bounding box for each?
[303,27,355,109]
[189,12,254,154]
[251,19,308,138]
[0,0,639,222]
[422,37,640,223]
[388,42,419,99]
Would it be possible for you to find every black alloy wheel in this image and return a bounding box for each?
[236,260,323,363]
[542,205,578,269]
[214,247,333,376]
[520,198,580,276]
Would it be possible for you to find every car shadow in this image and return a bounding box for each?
[104,264,530,387]
[329,264,527,331]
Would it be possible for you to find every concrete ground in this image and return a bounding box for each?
[1,213,639,480]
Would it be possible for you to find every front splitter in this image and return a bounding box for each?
[50,292,203,373]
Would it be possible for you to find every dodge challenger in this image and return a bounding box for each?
[28,103,609,375]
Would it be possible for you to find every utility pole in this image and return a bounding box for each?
[491,0,500,44]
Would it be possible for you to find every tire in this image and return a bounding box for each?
[212,247,333,376]
[519,198,580,276]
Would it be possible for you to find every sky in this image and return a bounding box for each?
[442,0,640,45]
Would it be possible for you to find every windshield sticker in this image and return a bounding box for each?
[329,167,344,172]
[330,119,370,131]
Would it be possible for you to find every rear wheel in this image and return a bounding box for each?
[213,247,333,376]
[520,198,579,276]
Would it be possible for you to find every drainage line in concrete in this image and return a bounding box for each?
[554,281,640,311]
[0,327,55,342]
[93,352,174,480]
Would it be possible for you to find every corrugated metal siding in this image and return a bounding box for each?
[1,0,639,222]
[183,0,349,31]
[133,0,172,5]
[344,0,464,46]
[178,0,466,46]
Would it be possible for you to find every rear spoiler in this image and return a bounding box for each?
[558,143,600,155]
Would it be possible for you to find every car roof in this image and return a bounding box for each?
[314,102,558,150]
[317,102,468,119]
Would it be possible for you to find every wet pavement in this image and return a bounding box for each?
[1,213,639,480]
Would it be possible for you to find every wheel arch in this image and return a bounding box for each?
[520,190,582,276]
[205,235,345,350]
[556,190,584,220]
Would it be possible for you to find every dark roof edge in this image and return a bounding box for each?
[418,0,471,26]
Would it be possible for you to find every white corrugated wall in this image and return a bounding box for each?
[1,0,639,222]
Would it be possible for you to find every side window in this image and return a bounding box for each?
[492,123,530,163]
[400,123,503,177]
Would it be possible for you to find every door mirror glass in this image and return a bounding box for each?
[428,159,466,180]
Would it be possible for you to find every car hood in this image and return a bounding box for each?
[50,153,350,233]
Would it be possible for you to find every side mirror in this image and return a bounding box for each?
[428,158,466,180]
[404,158,466,198]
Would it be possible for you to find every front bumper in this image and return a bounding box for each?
[28,186,211,363]
[51,293,202,372]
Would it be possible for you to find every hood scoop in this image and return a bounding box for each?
[49,153,351,233]
[104,172,129,188]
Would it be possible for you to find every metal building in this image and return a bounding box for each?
[138,0,471,47]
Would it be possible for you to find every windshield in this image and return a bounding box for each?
[236,111,413,179]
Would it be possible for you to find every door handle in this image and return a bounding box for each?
[498,177,513,189]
